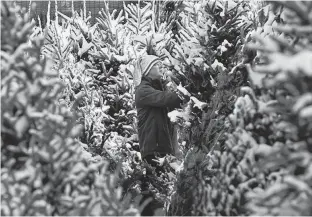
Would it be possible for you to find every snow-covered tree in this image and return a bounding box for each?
[244,1,312,215]
[1,2,141,215]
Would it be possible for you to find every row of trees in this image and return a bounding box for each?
[1,0,312,215]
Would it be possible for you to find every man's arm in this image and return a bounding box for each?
[135,84,182,108]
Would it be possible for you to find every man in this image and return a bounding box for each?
[134,55,188,215]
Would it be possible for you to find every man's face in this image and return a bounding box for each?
[147,62,164,81]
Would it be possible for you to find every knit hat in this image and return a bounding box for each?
[133,55,161,87]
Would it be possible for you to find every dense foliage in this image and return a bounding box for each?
[1,2,141,216]
[1,0,312,216]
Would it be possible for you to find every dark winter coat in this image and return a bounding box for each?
[135,77,182,158]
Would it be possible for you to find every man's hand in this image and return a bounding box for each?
[161,71,191,105]
[165,81,178,92]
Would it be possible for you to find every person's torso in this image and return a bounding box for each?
[135,78,174,156]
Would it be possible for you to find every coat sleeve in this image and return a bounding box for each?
[135,84,182,108]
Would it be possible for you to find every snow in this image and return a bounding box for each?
[217,39,233,54]
[126,110,137,115]
[168,108,192,125]
[254,50,312,78]
[168,110,182,123]
[193,57,204,66]
[126,143,132,149]
[190,96,208,110]
[14,163,35,181]
[185,121,191,127]
[136,152,142,161]
[153,156,166,166]
[226,0,238,11]
[210,24,218,32]
[293,93,312,113]
[6,1,312,216]
[32,200,47,207]
[79,146,93,161]
[299,105,312,119]
[71,162,87,174]
[169,161,182,172]
[176,84,191,97]
[211,59,226,73]
[284,176,312,194]
[254,144,273,157]
[245,64,266,88]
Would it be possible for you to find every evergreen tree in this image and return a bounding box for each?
[1,2,141,215]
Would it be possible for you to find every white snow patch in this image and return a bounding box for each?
[168,110,183,123]
[255,50,312,77]
[169,161,182,172]
[217,39,233,54]
[293,93,312,113]
[211,59,226,72]
[190,96,208,110]
[177,84,191,97]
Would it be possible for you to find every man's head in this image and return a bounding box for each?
[133,55,167,87]
[146,61,163,80]
[140,55,163,81]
